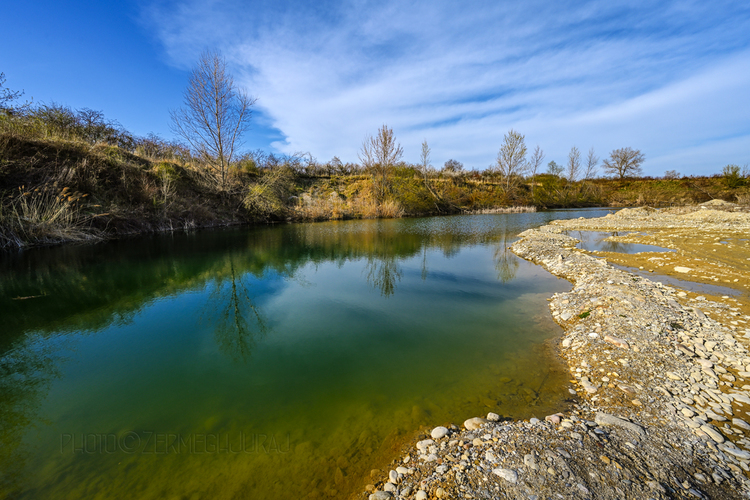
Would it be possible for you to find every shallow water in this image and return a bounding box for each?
[0,210,613,499]
[567,230,674,254]
[610,263,744,297]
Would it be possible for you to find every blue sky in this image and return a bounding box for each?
[2,0,749,176]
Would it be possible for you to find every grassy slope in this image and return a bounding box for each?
[1,133,748,250]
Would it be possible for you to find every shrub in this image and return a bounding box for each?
[722,164,745,188]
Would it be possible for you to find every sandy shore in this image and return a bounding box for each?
[362,203,750,500]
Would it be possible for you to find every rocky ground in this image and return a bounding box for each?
[362,203,750,499]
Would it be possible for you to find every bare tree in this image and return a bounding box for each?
[496,129,528,194]
[359,124,403,202]
[419,140,431,173]
[171,50,256,190]
[547,161,563,177]
[528,145,545,198]
[584,148,599,180]
[417,140,446,212]
[0,72,28,112]
[602,147,645,179]
[566,146,581,182]
[443,159,464,174]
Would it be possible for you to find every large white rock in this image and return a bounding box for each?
[464,417,488,430]
[492,468,518,483]
[416,439,434,451]
[431,426,449,439]
[369,491,393,500]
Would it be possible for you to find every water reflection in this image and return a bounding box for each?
[208,258,268,361]
[569,230,674,254]
[493,229,519,283]
[0,209,616,500]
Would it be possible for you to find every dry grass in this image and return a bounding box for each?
[0,185,102,249]
[462,206,537,214]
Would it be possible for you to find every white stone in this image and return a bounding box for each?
[431,426,449,440]
[415,491,428,500]
[700,424,725,443]
[416,439,434,451]
[492,468,518,483]
[487,412,500,422]
[675,266,692,273]
[464,417,488,430]
[369,491,393,500]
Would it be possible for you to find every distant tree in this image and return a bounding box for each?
[359,124,403,202]
[663,170,680,179]
[583,148,598,180]
[528,145,544,198]
[546,160,563,177]
[419,140,431,172]
[496,129,528,194]
[171,50,256,190]
[443,158,464,173]
[566,146,581,182]
[722,164,745,188]
[602,147,645,179]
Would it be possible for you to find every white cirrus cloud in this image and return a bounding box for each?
[143,0,750,175]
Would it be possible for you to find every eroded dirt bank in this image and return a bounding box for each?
[362,204,750,500]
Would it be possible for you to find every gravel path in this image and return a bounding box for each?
[363,206,750,500]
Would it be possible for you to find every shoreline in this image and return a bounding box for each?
[362,205,750,499]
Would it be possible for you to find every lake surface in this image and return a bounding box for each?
[0,209,615,499]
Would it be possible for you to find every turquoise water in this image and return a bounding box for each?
[0,210,613,499]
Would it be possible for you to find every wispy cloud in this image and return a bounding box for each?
[143,0,750,175]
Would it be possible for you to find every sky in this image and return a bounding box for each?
[2,0,749,176]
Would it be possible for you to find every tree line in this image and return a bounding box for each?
[2,51,747,214]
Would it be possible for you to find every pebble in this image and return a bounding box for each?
[369,491,393,500]
[416,439,434,451]
[492,468,518,483]
[595,412,646,438]
[464,417,488,430]
[700,424,726,444]
[431,426,449,440]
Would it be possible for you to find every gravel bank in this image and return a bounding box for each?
[363,206,750,500]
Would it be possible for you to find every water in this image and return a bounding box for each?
[610,264,744,297]
[566,230,674,254]
[0,209,614,499]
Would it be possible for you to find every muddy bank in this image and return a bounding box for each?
[362,205,750,499]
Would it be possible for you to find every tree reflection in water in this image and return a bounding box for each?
[493,230,519,283]
[364,255,402,297]
[206,257,268,361]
